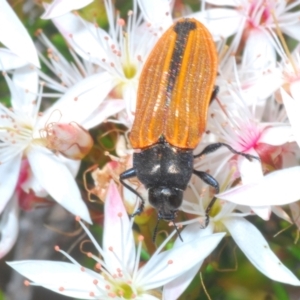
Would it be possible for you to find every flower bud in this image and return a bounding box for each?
[42,122,93,160]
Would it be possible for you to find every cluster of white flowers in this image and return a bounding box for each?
[2,0,300,299]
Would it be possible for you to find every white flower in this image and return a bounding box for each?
[180,170,300,286]
[278,44,300,149]
[0,1,101,257]
[39,0,163,127]
[8,181,225,299]
[191,0,300,70]
[0,0,39,68]
[218,166,300,208]
[41,0,94,19]
[0,68,93,256]
[200,80,295,219]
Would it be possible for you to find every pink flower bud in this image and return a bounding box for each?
[42,122,93,160]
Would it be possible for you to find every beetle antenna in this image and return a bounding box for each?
[173,221,183,242]
[153,219,160,242]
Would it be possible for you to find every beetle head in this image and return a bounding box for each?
[148,186,183,220]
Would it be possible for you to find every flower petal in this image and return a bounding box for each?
[0,194,19,258]
[250,206,271,221]
[103,181,135,274]
[27,147,92,223]
[7,261,104,299]
[50,12,111,64]
[41,0,94,19]
[37,72,116,132]
[163,224,214,299]
[281,87,300,147]
[0,154,22,213]
[224,217,300,285]
[138,0,173,32]
[243,30,276,70]
[218,166,300,206]
[191,9,243,40]
[238,155,263,185]
[0,48,28,70]
[163,264,200,300]
[12,66,39,112]
[82,99,125,129]
[205,0,240,5]
[259,124,293,145]
[281,23,300,41]
[0,1,39,67]
[135,232,225,290]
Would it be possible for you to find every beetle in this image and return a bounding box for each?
[120,18,256,240]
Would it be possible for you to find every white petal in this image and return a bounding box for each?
[37,72,116,131]
[290,203,300,230]
[141,295,160,300]
[82,100,125,129]
[12,66,39,111]
[272,206,292,224]
[218,166,300,206]
[27,147,92,223]
[281,23,300,41]
[174,221,214,245]
[0,48,27,70]
[0,154,22,213]
[53,154,81,178]
[0,1,39,67]
[191,9,243,40]
[7,261,104,299]
[243,68,282,101]
[290,80,300,101]
[163,264,199,300]
[224,217,300,285]
[250,206,271,221]
[0,194,19,258]
[135,232,225,290]
[243,30,276,70]
[41,0,93,19]
[51,12,111,63]
[238,154,263,185]
[205,0,240,5]
[259,124,293,145]
[122,82,138,124]
[138,0,173,31]
[103,181,135,274]
[281,87,300,147]
[163,224,214,299]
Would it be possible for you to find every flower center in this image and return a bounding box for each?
[209,199,222,218]
[121,32,137,80]
[123,62,137,79]
[0,109,36,161]
[247,0,272,29]
[112,281,135,299]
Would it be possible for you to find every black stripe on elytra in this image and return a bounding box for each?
[165,19,196,106]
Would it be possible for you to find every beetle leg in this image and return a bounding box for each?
[193,170,220,226]
[194,142,259,161]
[119,168,145,218]
[210,85,219,104]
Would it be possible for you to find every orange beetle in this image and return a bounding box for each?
[120,18,255,240]
[130,18,217,149]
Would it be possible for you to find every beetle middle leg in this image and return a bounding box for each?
[193,170,220,227]
[194,142,259,161]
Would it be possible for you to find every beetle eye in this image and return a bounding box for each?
[162,188,182,209]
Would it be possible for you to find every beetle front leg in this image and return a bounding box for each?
[120,168,145,217]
